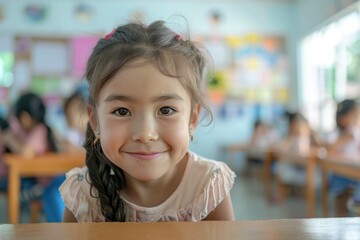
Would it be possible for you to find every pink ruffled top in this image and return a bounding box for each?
[59,151,235,222]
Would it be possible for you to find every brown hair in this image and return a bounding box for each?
[83,20,212,221]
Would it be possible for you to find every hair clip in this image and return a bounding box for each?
[104,29,116,39]
[175,34,182,40]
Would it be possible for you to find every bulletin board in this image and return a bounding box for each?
[13,36,70,96]
[201,34,289,105]
[31,39,69,76]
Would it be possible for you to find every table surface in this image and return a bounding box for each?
[1,218,359,240]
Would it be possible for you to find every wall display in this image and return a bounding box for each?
[32,40,69,76]
[74,3,95,23]
[71,36,99,79]
[202,34,289,105]
[24,4,47,23]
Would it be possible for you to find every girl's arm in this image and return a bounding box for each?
[2,129,23,153]
[203,195,235,221]
[63,207,78,222]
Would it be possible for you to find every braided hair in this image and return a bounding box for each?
[84,20,212,221]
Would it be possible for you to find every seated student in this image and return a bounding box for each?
[275,112,321,189]
[62,91,88,152]
[228,119,279,174]
[247,120,279,161]
[2,92,65,222]
[326,99,360,216]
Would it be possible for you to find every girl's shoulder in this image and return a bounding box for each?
[189,151,235,180]
[180,152,236,220]
[59,166,105,222]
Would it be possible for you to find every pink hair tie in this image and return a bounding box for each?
[175,33,182,40]
[104,29,116,39]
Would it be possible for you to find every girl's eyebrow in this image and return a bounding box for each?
[104,95,134,102]
[152,94,184,102]
[103,94,184,102]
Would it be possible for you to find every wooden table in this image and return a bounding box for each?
[4,151,85,224]
[0,218,359,240]
[319,155,360,216]
[262,149,319,218]
[226,144,320,218]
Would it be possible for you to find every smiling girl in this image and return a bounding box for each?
[60,21,236,222]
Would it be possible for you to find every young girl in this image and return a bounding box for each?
[327,99,360,216]
[2,92,65,222]
[60,21,236,222]
[62,91,88,152]
[275,112,320,188]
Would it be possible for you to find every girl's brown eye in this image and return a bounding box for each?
[113,108,131,116]
[159,107,175,115]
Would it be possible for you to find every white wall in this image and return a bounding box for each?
[1,0,294,35]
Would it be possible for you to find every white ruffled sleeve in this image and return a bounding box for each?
[59,167,105,222]
[190,162,236,221]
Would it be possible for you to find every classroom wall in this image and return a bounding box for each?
[0,0,298,162]
[0,0,349,161]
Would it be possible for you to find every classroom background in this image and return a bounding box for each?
[0,0,360,222]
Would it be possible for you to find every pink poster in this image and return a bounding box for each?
[71,36,99,79]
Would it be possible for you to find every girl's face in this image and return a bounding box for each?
[18,111,36,132]
[89,60,199,183]
[339,107,360,130]
[290,119,310,137]
[66,100,88,134]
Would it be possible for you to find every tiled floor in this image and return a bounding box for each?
[0,168,327,223]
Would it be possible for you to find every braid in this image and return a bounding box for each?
[84,123,126,221]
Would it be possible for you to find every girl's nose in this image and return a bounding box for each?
[131,116,159,143]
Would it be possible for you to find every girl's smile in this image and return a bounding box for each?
[123,151,168,161]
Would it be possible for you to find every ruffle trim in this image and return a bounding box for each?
[59,167,105,222]
[127,162,236,222]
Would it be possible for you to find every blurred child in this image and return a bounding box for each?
[275,112,320,188]
[227,119,279,175]
[2,92,65,222]
[246,120,279,161]
[62,91,88,151]
[327,99,360,216]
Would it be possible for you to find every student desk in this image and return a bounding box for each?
[319,155,360,216]
[226,145,274,202]
[263,149,319,218]
[0,218,359,240]
[4,151,85,224]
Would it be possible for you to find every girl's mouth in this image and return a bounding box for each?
[126,152,164,160]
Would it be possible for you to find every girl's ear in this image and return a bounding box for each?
[87,105,98,133]
[189,104,200,130]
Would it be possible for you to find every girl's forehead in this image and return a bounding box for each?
[97,61,191,101]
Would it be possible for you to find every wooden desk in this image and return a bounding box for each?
[263,150,318,218]
[4,151,85,224]
[0,218,359,240]
[319,155,360,216]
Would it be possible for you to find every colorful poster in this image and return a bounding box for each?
[24,4,47,23]
[201,34,288,104]
[71,36,99,79]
